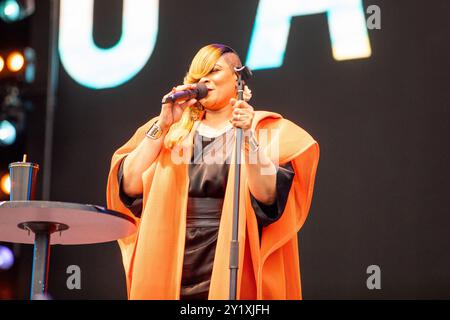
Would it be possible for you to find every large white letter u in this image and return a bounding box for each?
[59,0,158,89]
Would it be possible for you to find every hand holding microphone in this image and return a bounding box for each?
[157,83,208,132]
[162,83,208,104]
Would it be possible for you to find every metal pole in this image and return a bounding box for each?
[18,221,68,300]
[30,231,51,299]
[229,74,246,300]
[42,0,60,200]
[229,126,242,300]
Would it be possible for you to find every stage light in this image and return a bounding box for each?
[6,51,24,72]
[0,55,4,73]
[0,48,35,83]
[0,119,17,146]
[0,245,14,270]
[0,0,35,23]
[0,173,10,195]
[0,87,27,148]
[1,0,20,22]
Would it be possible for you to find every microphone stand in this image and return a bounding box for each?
[229,66,252,300]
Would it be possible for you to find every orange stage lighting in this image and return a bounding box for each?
[6,51,25,72]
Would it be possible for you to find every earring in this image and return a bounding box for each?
[190,104,205,121]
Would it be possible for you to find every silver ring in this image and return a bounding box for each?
[237,114,240,121]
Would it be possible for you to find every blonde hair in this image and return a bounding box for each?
[164,44,239,149]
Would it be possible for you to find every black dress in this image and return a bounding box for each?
[117,127,295,299]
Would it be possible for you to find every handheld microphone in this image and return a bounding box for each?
[162,83,208,104]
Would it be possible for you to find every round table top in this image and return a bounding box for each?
[0,201,137,245]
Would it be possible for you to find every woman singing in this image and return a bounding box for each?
[106,44,319,300]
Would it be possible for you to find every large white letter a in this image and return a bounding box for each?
[246,0,372,70]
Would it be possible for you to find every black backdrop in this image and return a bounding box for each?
[8,0,450,299]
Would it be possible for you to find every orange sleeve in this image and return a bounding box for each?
[254,117,320,299]
[105,116,159,294]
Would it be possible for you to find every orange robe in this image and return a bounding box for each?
[106,110,320,299]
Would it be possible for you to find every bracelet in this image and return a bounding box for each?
[145,122,163,140]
